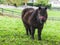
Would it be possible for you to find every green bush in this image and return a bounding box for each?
[27,3,51,9]
[34,3,45,7]
[37,0,48,5]
[27,3,33,6]
[0,0,5,4]
[46,4,51,9]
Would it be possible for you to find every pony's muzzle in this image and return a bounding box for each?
[39,16,46,21]
[39,16,46,24]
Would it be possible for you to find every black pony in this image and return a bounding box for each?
[22,6,48,40]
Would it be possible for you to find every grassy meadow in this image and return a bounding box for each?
[0,15,60,45]
[0,7,60,45]
[48,10,60,17]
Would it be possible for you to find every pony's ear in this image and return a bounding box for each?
[45,7,47,10]
[39,6,41,9]
[45,6,47,10]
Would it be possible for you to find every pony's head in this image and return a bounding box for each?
[37,6,47,24]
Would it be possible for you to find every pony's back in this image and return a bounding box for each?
[22,8,34,18]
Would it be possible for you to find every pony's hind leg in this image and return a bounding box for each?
[22,21,31,35]
[25,27,29,35]
[30,26,35,39]
[24,24,29,35]
[28,27,31,35]
[25,26,31,35]
[25,25,31,35]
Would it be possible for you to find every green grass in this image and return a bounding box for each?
[48,10,60,17]
[0,16,60,45]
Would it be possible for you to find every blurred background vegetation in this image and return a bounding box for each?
[0,0,23,6]
[0,0,51,8]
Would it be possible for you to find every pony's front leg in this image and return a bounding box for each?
[38,26,43,40]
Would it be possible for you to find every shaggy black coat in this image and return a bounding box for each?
[22,6,48,40]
